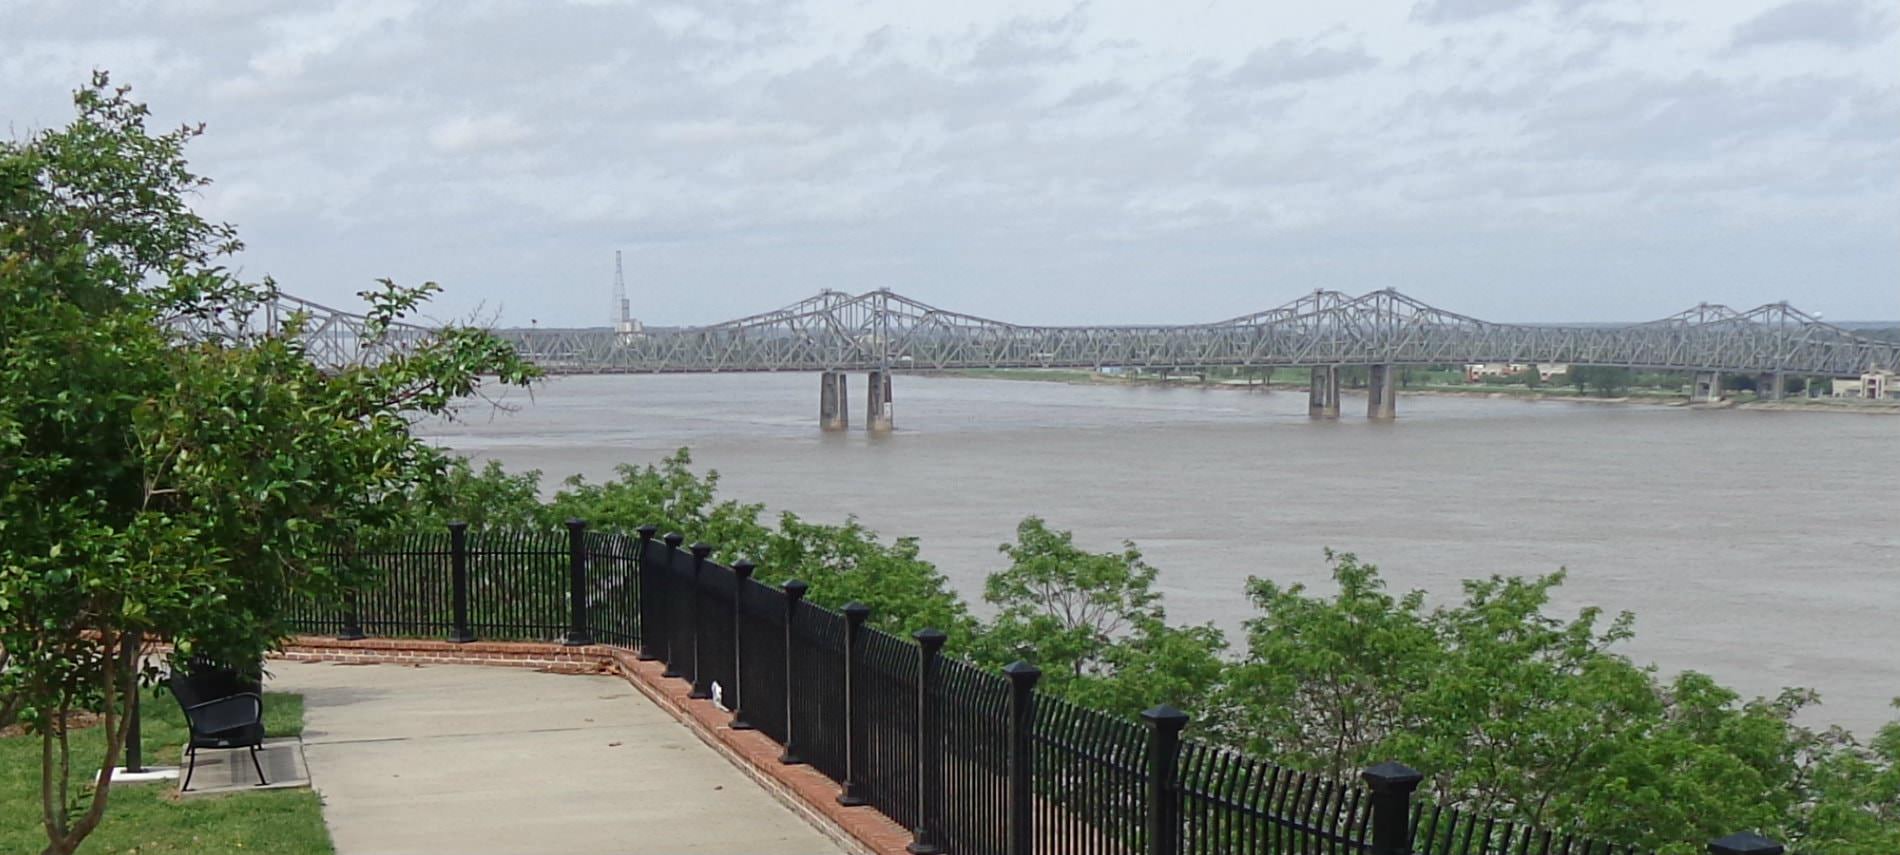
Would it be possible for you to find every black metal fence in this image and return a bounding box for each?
[288,522,1789,855]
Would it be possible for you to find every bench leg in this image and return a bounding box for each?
[250,744,268,786]
[181,746,197,792]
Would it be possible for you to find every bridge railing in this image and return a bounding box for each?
[289,522,1788,855]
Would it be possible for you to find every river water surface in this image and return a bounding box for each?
[423,373,1900,734]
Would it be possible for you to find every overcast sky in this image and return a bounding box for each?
[5,0,1896,326]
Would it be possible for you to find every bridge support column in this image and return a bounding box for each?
[1760,372,1785,401]
[1309,366,1341,418]
[1367,364,1397,420]
[1693,371,1724,402]
[867,370,894,432]
[820,371,849,431]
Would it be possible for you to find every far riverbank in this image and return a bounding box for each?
[933,368,1900,414]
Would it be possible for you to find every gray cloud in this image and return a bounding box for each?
[1526,73,1849,160]
[1411,0,1535,25]
[1225,40,1378,88]
[2,0,1894,326]
[1731,0,1891,49]
[968,10,1087,70]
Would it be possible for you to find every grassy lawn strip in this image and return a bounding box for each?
[0,690,332,855]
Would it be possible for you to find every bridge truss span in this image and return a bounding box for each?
[465,288,1898,378]
[243,286,1899,379]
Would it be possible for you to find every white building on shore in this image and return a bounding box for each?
[1830,371,1897,399]
[1464,363,1570,382]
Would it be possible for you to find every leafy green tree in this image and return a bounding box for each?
[1571,365,1635,396]
[1072,620,1227,721]
[974,517,1226,718]
[0,75,535,855]
[1212,552,1438,778]
[543,449,772,549]
[0,649,19,731]
[414,458,548,530]
[1796,710,1900,854]
[756,513,975,641]
[980,517,1162,676]
[1552,678,1820,854]
[1215,551,1898,853]
[457,448,974,637]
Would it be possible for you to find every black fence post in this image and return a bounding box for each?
[908,627,948,855]
[564,519,592,646]
[836,601,872,807]
[1142,704,1189,855]
[1710,833,1785,855]
[634,525,660,660]
[1362,761,1424,855]
[448,521,474,643]
[124,628,144,774]
[339,589,365,641]
[687,543,715,699]
[779,579,809,765]
[1004,660,1041,855]
[660,533,685,678]
[729,559,756,730]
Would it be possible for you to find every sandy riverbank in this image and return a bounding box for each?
[932,369,1900,414]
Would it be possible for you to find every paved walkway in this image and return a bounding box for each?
[269,660,846,855]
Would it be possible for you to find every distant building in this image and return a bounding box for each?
[1831,371,1899,399]
[1861,370,1896,399]
[1464,362,1569,382]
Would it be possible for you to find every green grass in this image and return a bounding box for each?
[943,367,1734,402]
[0,690,332,855]
[945,368,1106,383]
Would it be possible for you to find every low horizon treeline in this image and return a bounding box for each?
[404,450,1899,855]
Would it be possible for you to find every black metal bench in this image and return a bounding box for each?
[166,660,267,791]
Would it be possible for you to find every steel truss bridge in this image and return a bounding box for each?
[262,288,1898,380]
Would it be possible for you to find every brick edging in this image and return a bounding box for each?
[274,636,615,674]
[271,636,906,855]
[605,650,910,855]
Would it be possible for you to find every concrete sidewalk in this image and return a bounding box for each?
[269,660,845,855]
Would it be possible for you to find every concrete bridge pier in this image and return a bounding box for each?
[1308,366,1341,418]
[1759,372,1786,401]
[1692,371,1724,402]
[867,370,894,431]
[819,371,849,430]
[1367,364,1397,419]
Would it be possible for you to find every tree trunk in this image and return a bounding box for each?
[40,629,132,855]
